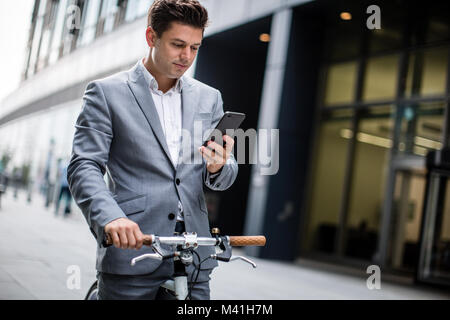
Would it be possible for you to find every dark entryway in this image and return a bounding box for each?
[195,16,272,235]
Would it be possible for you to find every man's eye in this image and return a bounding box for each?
[191,47,199,51]
[173,43,183,48]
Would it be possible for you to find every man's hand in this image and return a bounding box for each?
[104,218,144,250]
[199,135,235,174]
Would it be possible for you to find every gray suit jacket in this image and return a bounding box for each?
[68,61,238,275]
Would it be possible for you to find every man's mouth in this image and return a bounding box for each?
[174,63,188,69]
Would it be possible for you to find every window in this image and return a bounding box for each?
[397,101,445,156]
[405,47,449,97]
[27,0,48,76]
[305,109,353,253]
[49,0,69,64]
[324,62,357,106]
[345,106,394,260]
[125,0,151,23]
[37,0,61,69]
[362,54,400,101]
[100,0,119,34]
[78,0,102,47]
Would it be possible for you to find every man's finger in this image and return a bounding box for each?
[206,141,224,157]
[118,228,128,249]
[223,135,235,154]
[111,231,120,248]
[202,146,224,164]
[201,148,216,164]
[126,228,136,249]
[134,228,144,250]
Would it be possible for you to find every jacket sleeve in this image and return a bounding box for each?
[67,81,126,246]
[203,90,238,191]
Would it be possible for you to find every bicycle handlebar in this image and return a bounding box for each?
[127,233,266,269]
[105,234,266,247]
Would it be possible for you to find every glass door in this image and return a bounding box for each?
[381,101,445,272]
[418,171,450,285]
[388,168,427,271]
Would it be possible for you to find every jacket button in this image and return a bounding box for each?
[176,178,180,185]
[168,213,175,220]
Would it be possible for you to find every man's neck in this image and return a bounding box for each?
[143,57,177,94]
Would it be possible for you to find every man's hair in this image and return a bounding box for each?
[147,0,209,37]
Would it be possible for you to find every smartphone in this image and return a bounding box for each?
[202,111,246,147]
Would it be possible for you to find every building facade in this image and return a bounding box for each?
[0,0,449,287]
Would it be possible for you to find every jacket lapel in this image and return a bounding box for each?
[177,77,199,172]
[126,63,175,171]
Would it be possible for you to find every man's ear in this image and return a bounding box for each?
[146,26,158,48]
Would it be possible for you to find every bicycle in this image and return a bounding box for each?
[85,228,266,300]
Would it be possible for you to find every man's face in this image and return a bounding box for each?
[147,22,203,79]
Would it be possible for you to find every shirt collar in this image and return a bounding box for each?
[139,58,183,94]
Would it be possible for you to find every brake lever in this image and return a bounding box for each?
[131,253,162,266]
[209,236,258,268]
[230,256,257,268]
[130,238,175,266]
[210,253,257,268]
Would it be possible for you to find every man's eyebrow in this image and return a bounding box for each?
[171,38,202,46]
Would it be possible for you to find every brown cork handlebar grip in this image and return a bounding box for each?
[229,236,266,247]
[105,233,154,246]
[142,235,154,246]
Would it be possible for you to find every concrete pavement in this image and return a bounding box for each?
[0,190,449,300]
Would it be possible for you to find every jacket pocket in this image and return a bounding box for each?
[117,194,146,216]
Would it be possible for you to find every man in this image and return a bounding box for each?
[68,0,238,300]
[55,161,72,216]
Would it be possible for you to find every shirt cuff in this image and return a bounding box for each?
[206,167,222,183]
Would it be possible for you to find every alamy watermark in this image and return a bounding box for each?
[366,5,381,30]
[366,265,381,290]
[66,5,82,31]
[179,121,279,176]
[66,265,81,290]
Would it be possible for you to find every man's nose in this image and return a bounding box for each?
[180,47,191,62]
